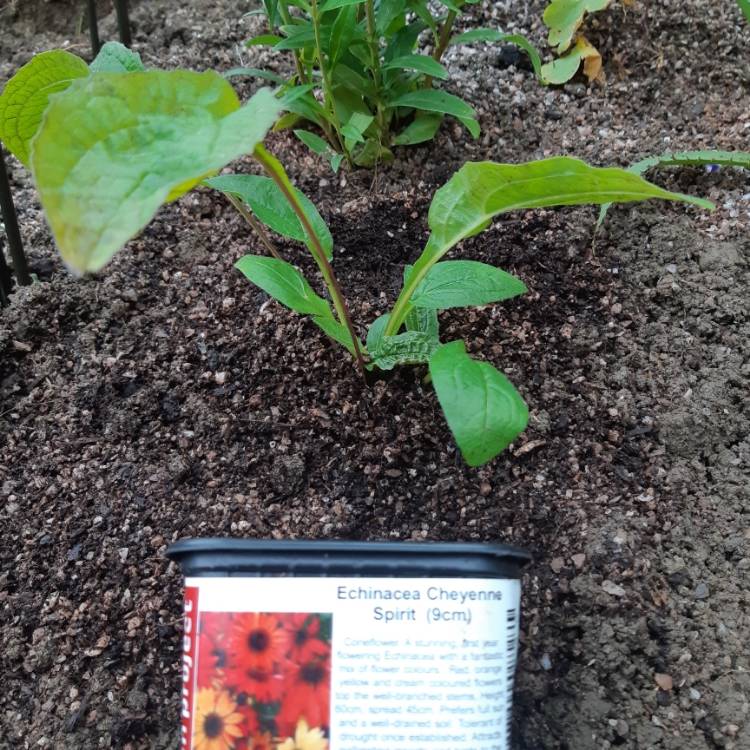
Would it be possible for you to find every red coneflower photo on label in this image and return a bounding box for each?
[193,611,332,750]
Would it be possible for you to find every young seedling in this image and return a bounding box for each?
[0,50,718,466]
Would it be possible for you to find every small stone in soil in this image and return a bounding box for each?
[693,582,710,600]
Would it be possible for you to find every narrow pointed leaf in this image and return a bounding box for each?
[205,174,333,260]
[313,314,361,355]
[386,157,714,337]
[0,50,89,166]
[223,67,285,84]
[388,89,476,121]
[597,150,750,230]
[89,42,144,73]
[31,73,280,272]
[236,255,332,316]
[245,33,284,47]
[429,340,528,466]
[412,260,526,309]
[383,54,449,79]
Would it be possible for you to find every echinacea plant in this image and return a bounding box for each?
[0,46,716,465]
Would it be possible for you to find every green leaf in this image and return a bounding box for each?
[383,54,449,79]
[293,129,343,173]
[597,150,750,230]
[740,0,750,22]
[458,116,480,139]
[341,111,374,147]
[320,0,364,10]
[245,33,285,46]
[388,88,475,122]
[450,29,546,84]
[313,314,361,355]
[377,0,407,34]
[275,24,317,50]
[366,313,391,354]
[0,50,89,167]
[393,113,443,145]
[236,255,332,316]
[411,260,527,309]
[205,174,333,260]
[223,67,285,84]
[429,340,528,466]
[89,42,144,73]
[32,73,280,272]
[403,266,440,338]
[370,330,439,370]
[385,157,714,337]
[330,4,360,65]
[543,0,611,53]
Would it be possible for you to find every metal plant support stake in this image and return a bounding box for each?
[114,0,132,47]
[0,147,31,288]
[0,240,12,305]
[87,0,101,56]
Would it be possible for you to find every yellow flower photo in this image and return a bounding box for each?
[193,687,244,750]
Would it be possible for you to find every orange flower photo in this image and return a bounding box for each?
[194,612,332,750]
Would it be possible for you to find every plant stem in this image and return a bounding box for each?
[224,193,283,260]
[310,0,349,160]
[364,0,388,145]
[433,10,457,63]
[254,145,366,379]
[278,2,309,86]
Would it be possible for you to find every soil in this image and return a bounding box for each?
[1,0,749,749]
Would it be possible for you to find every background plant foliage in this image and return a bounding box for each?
[247,0,601,168]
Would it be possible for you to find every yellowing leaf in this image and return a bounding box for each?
[540,36,603,85]
[0,50,89,167]
[543,0,611,53]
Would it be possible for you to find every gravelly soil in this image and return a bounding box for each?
[1,1,749,748]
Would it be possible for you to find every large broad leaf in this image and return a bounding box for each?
[0,50,89,167]
[429,340,528,466]
[89,42,145,73]
[543,0,611,53]
[597,150,750,230]
[31,73,280,272]
[235,255,332,317]
[384,157,713,336]
[205,174,333,260]
[740,0,750,22]
[411,260,527,309]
